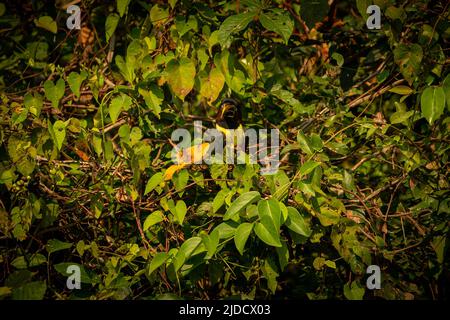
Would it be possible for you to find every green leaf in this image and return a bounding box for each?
[276,241,289,271]
[224,191,261,220]
[11,254,47,269]
[170,200,187,225]
[67,71,88,99]
[46,239,72,254]
[53,120,67,151]
[199,68,225,103]
[178,237,203,261]
[331,52,344,67]
[143,210,164,231]
[262,258,279,294]
[297,132,313,155]
[213,189,229,213]
[344,282,365,300]
[44,79,65,109]
[166,58,196,100]
[390,110,414,124]
[299,160,320,177]
[24,92,43,117]
[148,252,168,275]
[105,13,120,42]
[234,222,254,255]
[317,206,340,226]
[217,12,255,48]
[34,16,57,33]
[139,84,164,118]
[254,216,282,247]
[213,221,239,239]
[168,0,177,10]
[115,54,135,83]
[109,93,132,123]
[442,74,450,110]
[176,16,198,37]
[257,199,282,231]
[117,0,131,17]
[11,253,47,269]
[202,229,219,259]
[12,281,46,300]
[129,127,142,145]
[301,0,329,28]
[54,263,92,283]
[385,6,406,22]
[421,86,445,125]
[11,102,28,125]
[6,135,35,176]
[144,172,164,195]
[285,207,311,237]
[356,0,371,21]
[0,287,11,299]
[393,44,423,85]
[150,4,169,24]
[389,85,413,95]
[259,9,293,44]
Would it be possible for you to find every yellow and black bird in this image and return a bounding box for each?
[215,98,244,135]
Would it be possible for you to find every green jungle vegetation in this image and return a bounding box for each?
[0,0,449,300]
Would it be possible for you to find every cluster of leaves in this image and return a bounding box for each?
[0,0,449,300]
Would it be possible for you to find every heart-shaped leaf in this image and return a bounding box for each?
[35,16,57,33]
[109,93,132,123]
[144,172,164,195]
[259,9,293,44]
[394,44,423,85]
[24,92,43,117]
[67,71,88,99]
[52,120,67,151]
[44,79,65,109]
[139,84,164,118]
[166,58,196,100]
[217,12,254,48]
[199,68,225,103]
[170,200,187,225]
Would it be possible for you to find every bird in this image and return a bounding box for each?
[163,99,245,181]
[215,98,244,135]
[215,98,252,167]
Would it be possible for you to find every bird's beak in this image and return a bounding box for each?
[221,103,236,117]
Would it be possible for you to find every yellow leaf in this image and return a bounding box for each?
[178,143,210,164]
[163,164,186,181]
[164,143,210,181]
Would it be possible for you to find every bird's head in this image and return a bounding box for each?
[216,99,242,130]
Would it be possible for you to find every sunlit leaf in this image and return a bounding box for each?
[234,222,253,255]
[224,191,261,220]
[421,86,445,125]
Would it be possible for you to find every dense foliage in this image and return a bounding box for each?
[0,0,449,300]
